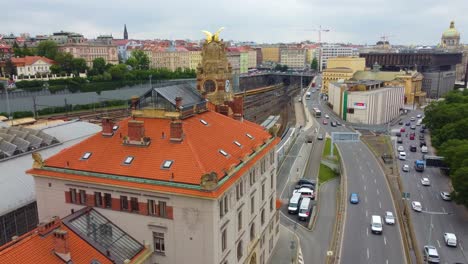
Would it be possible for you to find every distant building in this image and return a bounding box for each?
[187,47,202,70]
[261,46,280,63]
[247,49,258,69]
[124,24,129,40]
[10,56,56,76]
[58,35,118,67]
[441,21,460,49]
[317,45,357,71]
[0,43,12,61]
[145,44,191,71]
[328,80,404,124]
[321,57,365,94]
[227,49,241,75]
[0,207,151,264]
[280,48,307,69]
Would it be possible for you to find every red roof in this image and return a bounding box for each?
[28,111,278,198]
[11,56,56,67]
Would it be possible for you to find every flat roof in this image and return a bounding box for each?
[0,121,101,215]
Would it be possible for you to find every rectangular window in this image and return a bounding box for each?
[270,151,275,165]
[270,172,274,189]
[220,200,224,218]
[104,193,112,208]
[130,197,139,212]
[261,159,266,174]
[251,196,255,215]
[69,188,77,203]
[94,192,102,207]
[153,232,165,253]
[270,197,274,212]
[159,201,167,217]
[238,210,242,231]
[120,196,128,210]
[148,199,155,215]
[250,168,256,186]
[79,190,86,204]
[221,229,227,252]
[261,184,265,201]
[224,196,228,214]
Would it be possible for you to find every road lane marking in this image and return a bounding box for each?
[442,207,446,213]
[366,210,368,217]
[359,165,362,171]
[437,240,441,248]
[365,196,368,203]
[377,189,380,195]
[364,185,367,191]
[386,260,388,264]
[384,236,387,245]
[367,248,370,259]
[421,193,424,199]
[379,202,382,209]
[367,228,369,237]
[374,178,377,184]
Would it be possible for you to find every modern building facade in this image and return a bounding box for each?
[321,57,365,94]
[317,45,356,71]
[328,80,404,124]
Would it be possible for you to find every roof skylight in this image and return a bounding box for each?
[219,149,228,157]
[162,160,173,169]
[234,141,242,147]
[123,156,134,165]
[200,119,208,126]
[112,125,119,131]
[81,152,92,160]
[246,133,254,140]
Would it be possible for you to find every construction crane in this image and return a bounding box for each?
[379,34,394,43]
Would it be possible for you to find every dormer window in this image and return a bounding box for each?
[234,141,242,147]
[81,152,92,160]
[200,119,208,126]
[246,133,254,140]
[123,156,134,165]
[162,160,173,169]
[219,149,229,157]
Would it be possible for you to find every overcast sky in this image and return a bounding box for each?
[1,0,467,45]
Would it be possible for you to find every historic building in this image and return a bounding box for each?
[321,57,365,94]
[58,34,118,67]
[441,21,460,49]
[10,56,56,76]
[28,30,280,264]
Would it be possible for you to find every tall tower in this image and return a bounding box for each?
[123,24,128,40]
[441,21,460,49]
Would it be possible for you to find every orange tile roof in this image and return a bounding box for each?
[0,225,112,264]
[28,111,279,198]
[11,56,56,67]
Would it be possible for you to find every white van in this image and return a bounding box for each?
[398,151,407,160]
[421,146,428,153]
[288,192,302,214]
[295,187,315,199]
[298,198,312,221]
[371,215,383,234]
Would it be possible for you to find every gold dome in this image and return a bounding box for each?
[442,21,460,38]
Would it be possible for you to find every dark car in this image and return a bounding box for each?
[397,137,403,144]
[297,179,316,187]
[422,124,426,129]
[420,141,427,147]
[317,134,324,140]
[398,120,404,125]
[420,128,425,133]
[396,132,402,137]
[336,121,341,126]
[331,121,337,127]
[410,145,417,152]
[419,135,425,140]
[405,122,411,126]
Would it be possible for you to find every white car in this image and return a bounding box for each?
[410,117,416,121]
[412,201,422,212]
[444,233,457,247]
[397,146,404,152]
[325,114,330,119]
[440,192,452,201]
[421,177,431,186]
[384,211,395,225]
[417,114,422,118]
[402,164,410,172]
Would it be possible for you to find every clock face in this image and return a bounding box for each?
[203,80,216,93]
[225,80,230,92]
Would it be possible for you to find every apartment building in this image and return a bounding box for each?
[280,48,307,69]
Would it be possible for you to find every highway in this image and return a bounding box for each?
[392,110,468,264]
[308,76,405,264]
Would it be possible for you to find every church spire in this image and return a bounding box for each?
[124,24,128,40]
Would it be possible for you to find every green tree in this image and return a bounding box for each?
[311,57,318,71]
[126,57,138,69]
[22,43,34,56]
[4,59,16,76]
[127,50,149,70]
[50,64,61,74]
[452,167,468,206]
[13,42,23,57]
[71,58,88,73]
[54,52,74,73]
[36,40,58,59]
[108,64,128,80]
[92,58,106,74]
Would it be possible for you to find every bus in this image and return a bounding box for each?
[312,107,322,118]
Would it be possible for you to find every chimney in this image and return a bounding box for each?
[232,96,244,121]
[127,120,145,142]
[38,216,61,236]
[130,96,139,110]
[217,104,229,116]
[175,97,183,109]
[53,229,71,262]
[101,117,114,137]
[170,120,183,142]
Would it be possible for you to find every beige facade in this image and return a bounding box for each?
[189,50,202,70]
[328,81,404,124]
[149,49,190,71]
[261,47,280,62]
[248,50,257,69]
[59,43,118,67]
[34,150,279,264]
[280,48,307,69]
[321,57,365,94]
[227,52,241,75]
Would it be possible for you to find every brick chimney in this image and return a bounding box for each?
[170,120,183,142]
[127,120,145,142]
[101,117,114,137]
[232,96,244,121]
[38,216,61,236]
[216,104,229,116]
[53,229,71,262]
[175,97,183,109]
[130,96,139,110]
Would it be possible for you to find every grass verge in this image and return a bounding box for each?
[322,138,339,158]
[319,163,338,184]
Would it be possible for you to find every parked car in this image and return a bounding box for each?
[350,193,359,204]
[297,179,316,187]
[410,145,417,152]
[440,192,452,201]
[410,134,415,140]
[419,134,425,140]
[294,187,315,199]
[400,127,406,132]
[336,121,341,126]
[410,125,416,130]
[325,114,330,119]
[421,177,431,186]
[444,233,457,247]
[398,152,407,160]
[412,201,422,212]
[384,211,395,225]
[317,134,324,140]
[420,141,427,147]
[423,245,440,263]
[397,137,403,144]
[288,192,302,214]
[421,146,428,153]
[402,164,410,172]
[331,121,337,127]
[298,198,312,221]
[323,119,328,125]
[398,120,404,125]
[397,146,404,152]
[417,114,422,118]
[420,128,425,133]
[410,117,416,121]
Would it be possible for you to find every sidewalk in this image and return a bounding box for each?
[270,225,300,264]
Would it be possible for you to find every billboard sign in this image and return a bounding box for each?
[353,102,366,109]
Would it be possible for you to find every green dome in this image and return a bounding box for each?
[443,21,460,38]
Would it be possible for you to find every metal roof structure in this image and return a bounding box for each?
[0,121,101,216]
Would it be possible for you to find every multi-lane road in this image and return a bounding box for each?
[393,111,468,264]
[307,77,405,264]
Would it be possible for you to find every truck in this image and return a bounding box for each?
[414,160,425,172]
[424,155,448,168]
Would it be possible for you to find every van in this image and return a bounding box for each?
[298,198,312,221]
[295,187,315,199]
[398,152,407,160]
[421,146,428,153]
[371,215,383,234]
[288,192,302,214]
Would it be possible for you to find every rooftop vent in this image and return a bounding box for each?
[234,141,242,147]
[200,119,208,126]
[101,117,114,137]
[219,149,228,157]
[246,133,254,140]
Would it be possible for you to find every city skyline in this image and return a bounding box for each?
[1,0,467,45]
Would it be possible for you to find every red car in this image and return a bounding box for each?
[323,119,328,125]
[400,127,406,132]
[410,133,415,140]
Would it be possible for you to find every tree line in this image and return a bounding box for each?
[424,89,468,207]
